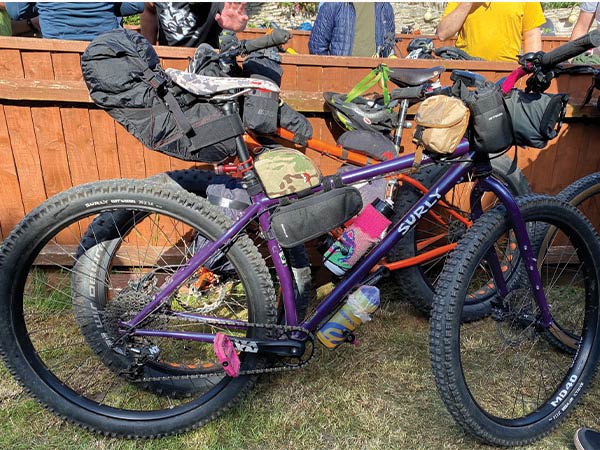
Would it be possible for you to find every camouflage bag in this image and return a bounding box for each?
[254,146,322,198]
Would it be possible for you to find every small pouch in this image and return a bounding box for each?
[465,83,514,154]
[271,186,363,248]
[413,95,470,155]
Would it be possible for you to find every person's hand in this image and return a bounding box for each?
[215,2,248,32]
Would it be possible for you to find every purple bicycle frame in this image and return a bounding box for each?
[125,139,552,343]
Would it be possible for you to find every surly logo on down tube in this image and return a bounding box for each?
[397,188,442,235]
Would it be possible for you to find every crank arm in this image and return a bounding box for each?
[232,337,305,357]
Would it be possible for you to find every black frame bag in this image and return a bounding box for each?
[271,187,363,248]
[81,29,243,163]
[504,90,569,148]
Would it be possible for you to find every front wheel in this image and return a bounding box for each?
[430,195,600,446]
[0,179,276,438]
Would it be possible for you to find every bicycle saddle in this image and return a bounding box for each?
[323,92,398,133]
[166,68,280,97]
[389,66,445,87]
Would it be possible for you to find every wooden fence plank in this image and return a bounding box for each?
[51,52,83,81]
[3,105,47,213]
[60,108,100,185]
[31,107,73,197]
[0,49,24,78]
[0,106,25,237]
[21,51,55,80]
[89,110,122,180]
[115,125,147,179]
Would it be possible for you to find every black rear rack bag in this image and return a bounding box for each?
[81,29,244,163]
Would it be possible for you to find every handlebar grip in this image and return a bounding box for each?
[541,29,600,68]
[242,29,292,53]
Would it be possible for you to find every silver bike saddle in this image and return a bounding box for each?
[166,68,280,97]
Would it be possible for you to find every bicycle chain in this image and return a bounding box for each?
[129,316,317,383]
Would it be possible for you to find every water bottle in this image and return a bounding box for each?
[323,198,394,276]
[316,286,380,349]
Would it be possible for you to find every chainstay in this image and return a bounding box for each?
[131,316,316,382]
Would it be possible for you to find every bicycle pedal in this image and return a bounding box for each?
[214,333,240,377]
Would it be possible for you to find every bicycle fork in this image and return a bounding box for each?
[475,177,577,348]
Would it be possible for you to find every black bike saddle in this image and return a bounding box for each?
[389,66,445,87]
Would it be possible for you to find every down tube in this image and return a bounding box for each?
[304,159,473,331]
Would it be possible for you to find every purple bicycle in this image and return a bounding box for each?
[1,31,600,446]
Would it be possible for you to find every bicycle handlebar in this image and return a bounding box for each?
[541,29,600,68]
[241,29,291,53]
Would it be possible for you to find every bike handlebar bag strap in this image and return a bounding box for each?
[463,83,514,154]
[81,29,243,163]
[254,147,322,199]
[241,47,282,134]
[271,186,363,248]
[413,95,470,155]
[504,90,569,148]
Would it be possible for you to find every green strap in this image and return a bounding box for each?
[344,64,390,104]
[380,64,390,105]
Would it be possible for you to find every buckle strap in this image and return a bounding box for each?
[143,68,194,136]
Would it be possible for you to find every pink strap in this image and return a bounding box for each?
[214,333,241,377]
[501,67,528,94]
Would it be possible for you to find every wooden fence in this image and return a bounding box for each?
[1,34,599,241]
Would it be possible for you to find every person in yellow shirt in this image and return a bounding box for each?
[436,2,545,62]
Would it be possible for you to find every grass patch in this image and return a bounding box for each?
[1,280,599,449]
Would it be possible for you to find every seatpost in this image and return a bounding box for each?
[393,98,410,151]
[221,101,262,193]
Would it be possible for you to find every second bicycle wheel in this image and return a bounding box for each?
[559,171,600,233]
[0,179,277,437]
[430,195,600,446]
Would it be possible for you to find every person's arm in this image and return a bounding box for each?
[118,2,145,16]
[435,2,473,41]
[571,10,595,40]
[523,27,542,53]
[308,3,334,55]
[4,2,40,36]
[140,2,158,44]
[5,2,36,20]
[384,3,395,36]
[215,2,248,32]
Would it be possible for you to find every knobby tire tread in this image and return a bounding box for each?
[0,179,276,438]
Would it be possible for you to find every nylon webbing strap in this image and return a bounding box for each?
[345,64,390,104]
[189,114,245,150]
[143,68,193,136]
[207,195,250,211]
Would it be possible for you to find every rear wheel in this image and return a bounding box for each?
[390,155,531,321]
[0,180,276,437]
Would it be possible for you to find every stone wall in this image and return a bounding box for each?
[245,3,582,37]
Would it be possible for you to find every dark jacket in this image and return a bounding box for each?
[6,2,144,41]
[308,2,395,57]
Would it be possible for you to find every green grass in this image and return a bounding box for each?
[1,280,600,449]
